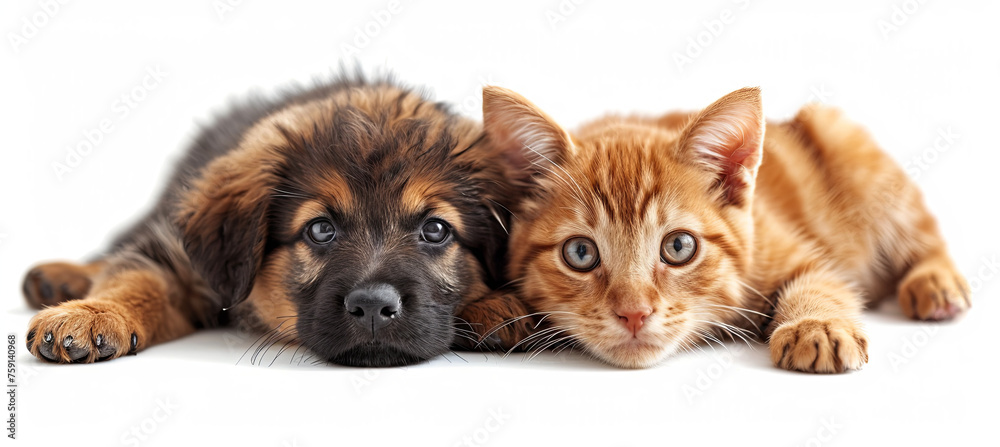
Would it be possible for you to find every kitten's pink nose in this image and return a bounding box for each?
[615,306,652,336]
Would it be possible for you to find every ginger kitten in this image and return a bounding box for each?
[483,86,969,372]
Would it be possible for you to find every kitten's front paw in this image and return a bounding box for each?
[769,318,868,373]
[898,263,970,321]
[455,293,536,352]
[27,301,138,363]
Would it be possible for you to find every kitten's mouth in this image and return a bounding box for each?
[584,337,667,369]
[615,338,660,351]
[579,325,685,368]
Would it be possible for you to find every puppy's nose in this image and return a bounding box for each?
[344,284,402,333]
[614,306,652,336]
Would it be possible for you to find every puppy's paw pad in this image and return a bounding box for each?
[26,302,138,363]
[770,318,868,374]
[899,267,970,321]
[22,262,93,309]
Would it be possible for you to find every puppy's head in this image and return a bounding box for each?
[178,80,515,366]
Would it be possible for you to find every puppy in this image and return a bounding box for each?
[22,75,529,367]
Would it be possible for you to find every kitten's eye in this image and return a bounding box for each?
[661,231,697,265]
[306,219,336,245]
[562,237,600,271]
[421,219,451,244]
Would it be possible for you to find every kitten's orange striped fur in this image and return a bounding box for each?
[484,86,969,372]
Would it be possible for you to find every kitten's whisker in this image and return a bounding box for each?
[472,311,580,348]
[694,320,754,348]
[691,314,755,344]
[704,303,771,319]
[525,335,571,362]
[522,326,577,352]
[453,316,475,327]
[451,321,482,337]
[736,280,787,320]
[526,335,575,362]
[693,317,756,338]
[675,334,695,356]
[453,333,483,347]
[505,326,577,358]
[701,303,771,332]
[684,336,709,355]
[552,339,580,356]
[717,309,760,333]
[506,327,566,355]
[695,329,725,350]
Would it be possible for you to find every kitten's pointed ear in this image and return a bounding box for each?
[482,86,573,184]
[678,87,765,207]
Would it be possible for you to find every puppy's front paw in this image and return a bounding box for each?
[22,262,93,309]
[27,301,138,363]
[769,318,868,373]
[455,293,536,352]
[898,263,970,321]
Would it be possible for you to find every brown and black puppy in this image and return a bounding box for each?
[22,75,532,367]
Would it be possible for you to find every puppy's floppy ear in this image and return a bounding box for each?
[481,86,574,186]
[676,87,765,207]
[176,145,283,309]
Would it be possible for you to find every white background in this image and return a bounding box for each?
[2,0,998,445]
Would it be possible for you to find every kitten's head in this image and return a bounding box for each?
[484,86,764,368]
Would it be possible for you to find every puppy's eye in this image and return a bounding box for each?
[562,237,600,271]
[420,219,450,244]
[306,220,336,245]
[661,231,697,265]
